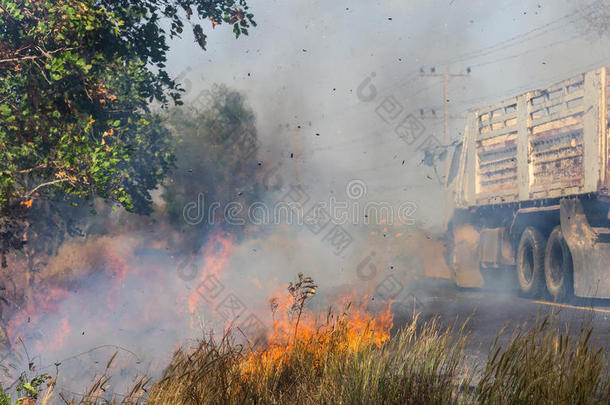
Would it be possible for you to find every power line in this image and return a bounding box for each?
[263,5,602,175]
[434,5,596,67]
[453,55,610,117]
[468,34,587,70]
[279,7,594,159]
[369,4,595,102]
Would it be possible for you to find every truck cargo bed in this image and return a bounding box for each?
[456,67,610,208]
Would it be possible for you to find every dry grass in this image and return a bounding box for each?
[476,314,610,404]
[145,312,469,405]
[10,308,609,404]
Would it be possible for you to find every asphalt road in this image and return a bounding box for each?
[391,279,610,368]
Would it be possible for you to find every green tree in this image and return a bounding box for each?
[163,85,260,250]
[0,0,256,265]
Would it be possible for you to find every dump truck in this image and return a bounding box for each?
[443,67,610,300]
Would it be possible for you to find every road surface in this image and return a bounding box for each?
[391,279,610,369]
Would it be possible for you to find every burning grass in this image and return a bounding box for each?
[138,310,610,405]
[146,311,468,405]
[5,275,610,404]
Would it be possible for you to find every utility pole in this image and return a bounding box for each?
[420,66,470,144]
[293,127,302,187]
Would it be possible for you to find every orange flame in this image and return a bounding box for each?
[240,291,393,379]
[188,230,236,314]
[5,237,133,353]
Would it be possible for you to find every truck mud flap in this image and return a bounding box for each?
[451,224,484,288]
[560,199,610,298]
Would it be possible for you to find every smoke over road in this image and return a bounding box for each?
[2,0,610,399]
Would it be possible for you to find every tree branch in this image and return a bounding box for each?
[16,164,48,174]
[26,179,70,197]
[0,54,40,64]
[0,46,82,64]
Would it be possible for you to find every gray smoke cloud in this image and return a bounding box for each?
[167,0,609,227]
[3,0,610,398]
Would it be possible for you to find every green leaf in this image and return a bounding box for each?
[0,0,255,259]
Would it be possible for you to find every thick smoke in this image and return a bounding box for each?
[2,0,609,398]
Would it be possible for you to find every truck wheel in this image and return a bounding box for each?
[517,227,546,297]
[544,226,573,301]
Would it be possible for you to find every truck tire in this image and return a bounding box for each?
[544,226,573,301]
[517,227,546,297]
